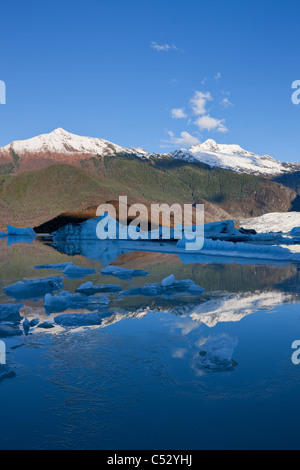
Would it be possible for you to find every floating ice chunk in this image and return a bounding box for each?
[121,284,164,297]
[23,318,31,335]
[44,291,110,314]
[62,264,97,280]
[0,325,23,338]
[188,285,205,295]
[34,262,74,271]
[161,274,175,287]
[7,225,36,238]
[121,277,204,298]
[4,276,64,301]
[76,282,122,296]
[199,335,238,370]
[54,311,111,327]
[204,220,240,237]
[100,266,149,280]
[0,304,23,323]
[38,322,55,329]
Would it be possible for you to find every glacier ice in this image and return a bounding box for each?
[44,291,110,314]
[34,262,74,271]
[0,325,23,338]
[0,304,23,323]
[120,276,204,298]
[161,274,175,287]
[198,335,238,370]
[75,281,122,296]
[7,225,36,238]
[62,264,97,280]
[100,265,149,280]
[4,276,64,300]
[38,321,55,329]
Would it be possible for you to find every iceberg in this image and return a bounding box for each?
[44,291,110,314]
[0,304,23,323]
[120,276,205,298]
[7,225,36,238]
[75,281,122,296]
[34,262,74,271]
[198,335,238,370]
[0,325,23,338]
[100,266,149,280]
[4,276,64,301]
[161,274,175,287]
[38,322,55,329]
[54,311,112,327]
[62,264,97,280]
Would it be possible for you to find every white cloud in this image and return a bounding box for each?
[165,131,200,148]
[190,91,212,115]
[151,42,180,52]
[195,115,228,133]
[214,72,222,80]
[171,108,187,119]
[220,97,234,108]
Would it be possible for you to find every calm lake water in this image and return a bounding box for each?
[0,237,300,450]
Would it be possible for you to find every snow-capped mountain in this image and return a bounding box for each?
[171,139,299,176]
[0,128,149,159]
[0,128,299,177]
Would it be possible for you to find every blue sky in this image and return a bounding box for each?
[0,0,299,161]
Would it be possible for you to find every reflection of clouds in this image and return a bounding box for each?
[175,318,200,335]
[172,348,188,359]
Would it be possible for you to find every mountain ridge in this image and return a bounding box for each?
[0,128,299,177]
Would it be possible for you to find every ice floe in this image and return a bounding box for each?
[7,225,36,238]
[44,291,110,314]
[0,325,23,338]
[4,276,64,300]
[75,281,122,295]
[120,276,205,298]
[34,262,74,271]
[0,304,23,323]
[198,335,239,370]
[62,264,97,280]
[100,265,149,280]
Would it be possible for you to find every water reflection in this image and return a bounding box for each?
[1,238,300,449]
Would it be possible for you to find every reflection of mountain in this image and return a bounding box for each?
[104,290,296,329]
[188,291,294,327]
